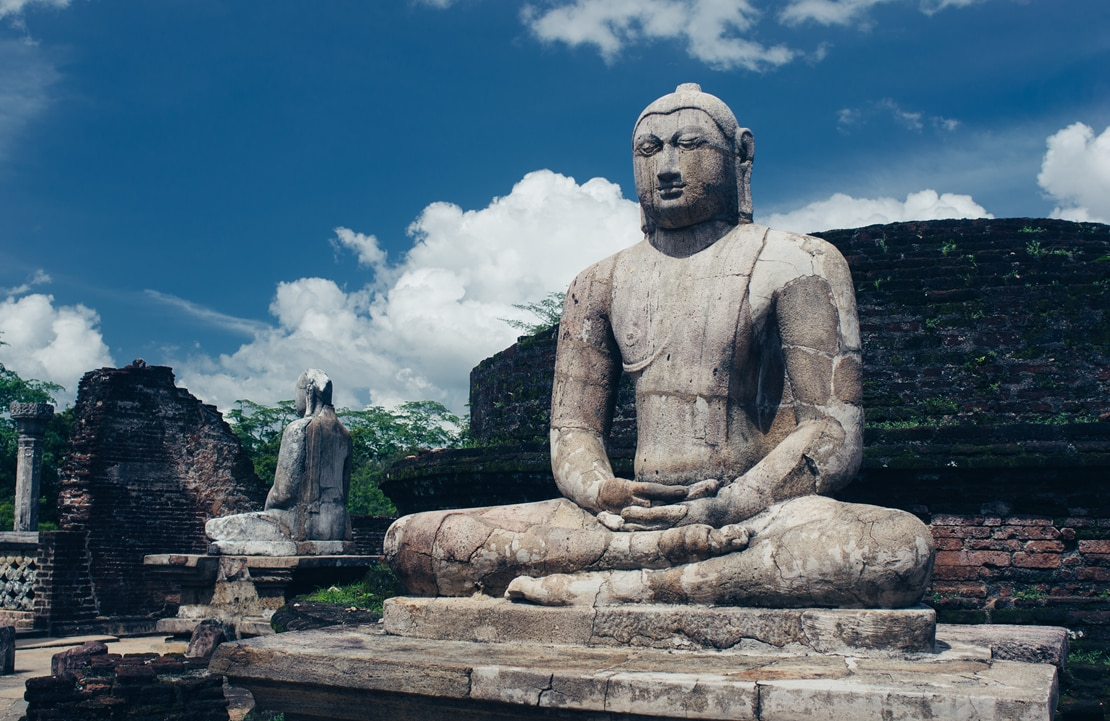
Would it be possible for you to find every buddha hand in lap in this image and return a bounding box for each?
[384,84,934,608]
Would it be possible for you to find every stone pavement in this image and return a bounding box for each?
[0,633,253,721]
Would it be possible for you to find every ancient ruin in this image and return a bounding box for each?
[385,83,934,608]
[8,402,53,533]
[206,368,354,556]
[148,369,375,638]
[213,85,1065,720]
[35,361,266,635]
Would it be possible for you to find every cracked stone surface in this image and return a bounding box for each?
[211,623,1058,721]
[385,84,934,610]
[383,596,937,656]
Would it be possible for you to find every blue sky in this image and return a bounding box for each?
[1,0,1108,413]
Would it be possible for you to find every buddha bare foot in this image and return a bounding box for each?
[505,569,652,606]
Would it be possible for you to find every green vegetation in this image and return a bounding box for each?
[1019,226,1046,234]
[296,564,405,616]
[1068,648,1110,666]
[941,239,957,256]
[1014,588,1049,601]
[0,353,70,531]
[500,291,564,334]
[227,399,467,516]
[1025,239,1075,260]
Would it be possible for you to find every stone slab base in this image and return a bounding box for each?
[207,540,354,556]
[144,553,379,639]
[384,596,937,656]
[157,616,274,638]
[211,623,1059,721]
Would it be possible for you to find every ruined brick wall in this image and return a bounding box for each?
[55,363,267,625]
[32,531,97,635]
[350,514,394,556]
[829,217,1108,426]
[24,652,227,720]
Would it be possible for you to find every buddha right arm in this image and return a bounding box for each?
[550,260,684,516]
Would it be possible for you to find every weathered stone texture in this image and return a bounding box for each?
[212,623,1059,721]
[53,363,266,629]
[384,596,937,655]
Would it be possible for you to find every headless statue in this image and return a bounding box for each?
[385,84,934,607]
[207,369,352,555]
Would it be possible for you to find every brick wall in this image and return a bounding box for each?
[54,363,267,627]
[32,530,98,635]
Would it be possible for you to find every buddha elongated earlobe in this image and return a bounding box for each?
[736,129,754,223]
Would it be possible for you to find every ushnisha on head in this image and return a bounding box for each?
[633,83,755,234]
[295,368,334,417]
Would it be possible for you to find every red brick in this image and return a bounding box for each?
[1079,540,1110,554]
[932,565,982,581]
[1005,516,1053,526]
[934,538,964,551]
[931,514,983,526]
[935,551,1011,568]
[1084,554,1110,566]
[930,582,988,598]
[993,526,1060,540]
[1013,553,1061,569]
[1075,568,1110,582]
[1024,540,1065,553]
[931,525,992,539]
[968,539,1021,552]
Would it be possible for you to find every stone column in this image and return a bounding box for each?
[9,402,54,532]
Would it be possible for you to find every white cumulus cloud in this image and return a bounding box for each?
[0,0,68,20]
[175,170,641,413]
[780,0,892,27]
[781,0,981,25]
[523,0,794,71]
[1037,122,1110,224]
[0,293,115,407]
[759,189,992,233]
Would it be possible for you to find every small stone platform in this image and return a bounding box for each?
[144,553,380,637]
[384,596,937,656]
[211,596,1063,721]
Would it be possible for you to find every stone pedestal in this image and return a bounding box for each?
[210,596,1063,721]
[143,553,380,637]
[8,402,53,533]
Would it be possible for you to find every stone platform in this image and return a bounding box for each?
[211,596,1063,721]
[144,553,380,637]
[384,596,938,656]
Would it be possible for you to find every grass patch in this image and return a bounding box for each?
[297,563,406,615]
[1068,648,1110,666]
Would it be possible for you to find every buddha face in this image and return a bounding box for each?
[633,108,737,230]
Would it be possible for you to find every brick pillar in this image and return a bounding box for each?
[8,402,53,532]
[33,531,98,635]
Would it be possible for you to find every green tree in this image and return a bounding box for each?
[224,399,298,482]
[500,291,564,334]
[225,399,466,516]
[0,359,68,531]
